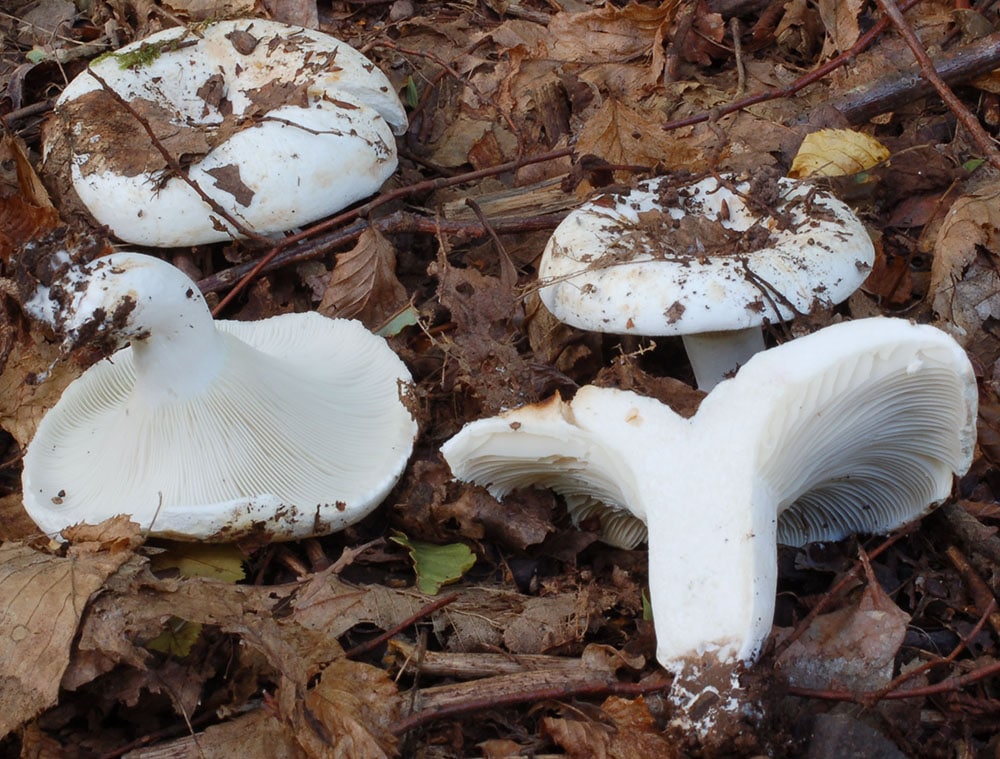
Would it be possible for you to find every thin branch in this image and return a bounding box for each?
[873,0,1000,171]
[209,147,573,312]
[662,0,921,131]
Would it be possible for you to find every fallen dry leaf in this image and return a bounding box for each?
[576,98,704,177]
[788,128,890,178]
[297,659,401,758]
[319,227,409,330]
[774,571,910,691]
[928,184,1000,354]
[0,518,140,738]
[542,695,680,759]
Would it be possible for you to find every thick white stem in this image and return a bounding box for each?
[682,327,766,390]
[644,450,777,668]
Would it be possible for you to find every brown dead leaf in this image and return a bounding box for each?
[774,570,910,691]
[0,521,139,738]
[928,184,1000,351]
[297,659,401,758]
[576,98,703,178]
[817,0,864,58]
[542,696,679,759]
[127,708,305,758]
[0,134,60,262]
[319,227,408,330]
[159,0,256,20]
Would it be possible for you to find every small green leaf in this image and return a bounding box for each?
[150,542,246,582]
[403,76,419,110]
[376,304,419,337]
[390,532,476,594]
[963,158,986,173]
[26,47,49,64]
[145,617,202,657]
[641,588,652,621]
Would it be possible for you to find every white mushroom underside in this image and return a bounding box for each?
[538,176,875,335]
[442,318,977,668]
[23,313,417,540]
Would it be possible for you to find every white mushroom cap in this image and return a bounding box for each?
[538,174,875,388]
[442,318,976,669]
[45,19,407,247]
[22,253,417,541]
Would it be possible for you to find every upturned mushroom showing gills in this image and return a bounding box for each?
[442,318,976,676]
[537,174,875,389]
[22,253,417,541]
[43,19,407,247]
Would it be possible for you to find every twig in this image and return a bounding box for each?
[389,671,672,735]
[873,0,1000,171]
[344,592,459,658]
[826,31,1000,124]
[209,147,572,312]
[199,210,566,295]
[662,0,921,131]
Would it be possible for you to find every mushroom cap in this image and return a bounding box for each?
[45,19,407,247]
[538,174,875,336]
[22,254,417,542]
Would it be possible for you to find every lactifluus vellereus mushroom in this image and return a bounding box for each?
[22,252,417,541]
[537,173,875,390]
[442,317,977,728]
[43,19,408,247]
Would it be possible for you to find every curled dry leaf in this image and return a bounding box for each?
[928,186,1000,353]
[788,128,890,178]
[543,696,680,759]
[0,517,140,739]
[319,227,409,330]
[298,659,402,759]
[0,134,60,261]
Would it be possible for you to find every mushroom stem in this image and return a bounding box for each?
[69,255,226,405]
[681,327,766,390]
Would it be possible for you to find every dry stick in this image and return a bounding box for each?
[874,0,1000,171]
[84,68,270,245]
[662,0,922,131]
[208,147,572,311]
[343,592,459,659]
[826,31,1000,124]
[945,544,1000,636]
[199,210,566,295]
[389,672,672,735]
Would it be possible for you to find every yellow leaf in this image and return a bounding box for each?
[788,128,890,178]
[150,541,246,582]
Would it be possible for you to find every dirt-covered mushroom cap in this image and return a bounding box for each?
[22,253,417,542]
[44,19,407,247]
[442,318,976,670]
[538,174,875,388]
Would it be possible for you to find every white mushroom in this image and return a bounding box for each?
[538,174,875,389]
[22,253,417,541]
[44,19,407,247]
[442,318,976,672]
